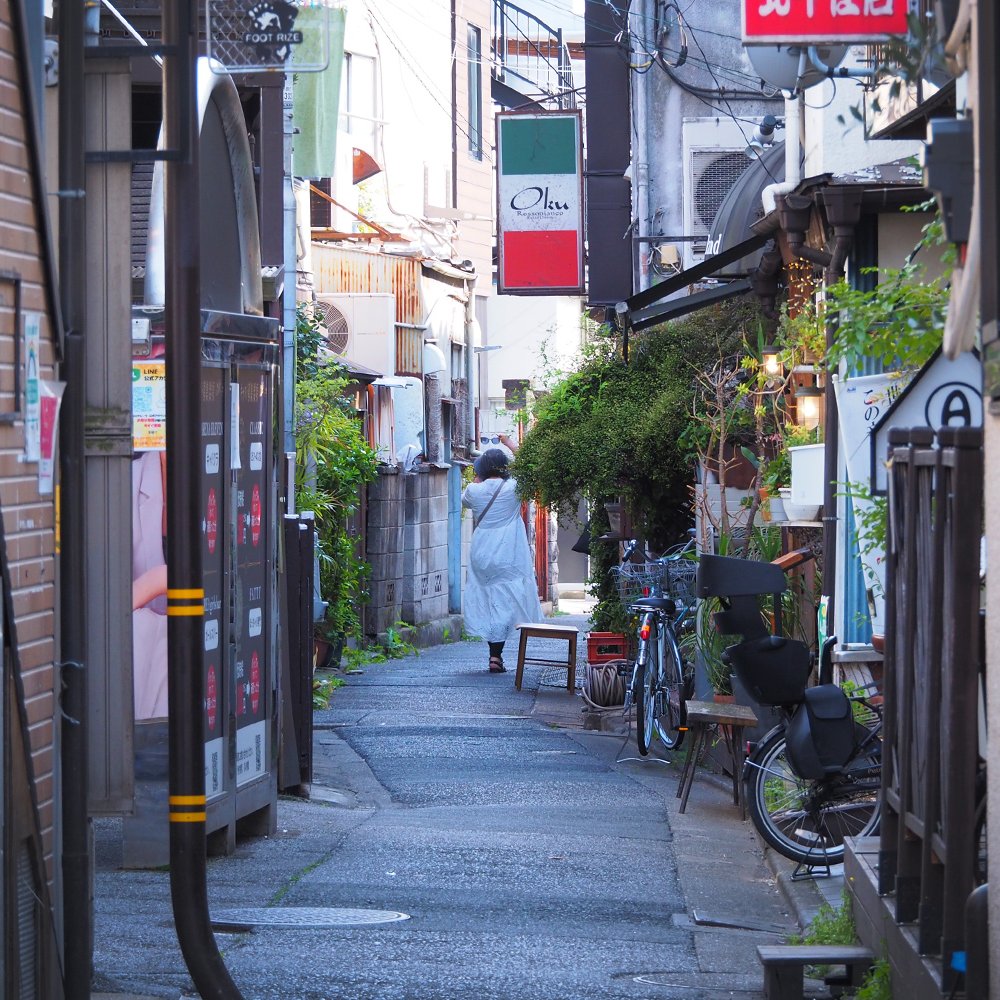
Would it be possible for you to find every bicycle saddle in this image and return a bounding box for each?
[631,596,676,614]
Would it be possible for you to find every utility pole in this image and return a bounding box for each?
[162,0,243,995]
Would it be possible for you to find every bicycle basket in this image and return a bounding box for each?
[611,561,695,605]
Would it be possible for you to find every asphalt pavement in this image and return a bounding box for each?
[92,607,842,1000]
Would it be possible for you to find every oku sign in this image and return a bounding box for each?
[743,0,908,42]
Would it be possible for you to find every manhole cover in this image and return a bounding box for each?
[211,907,410,931]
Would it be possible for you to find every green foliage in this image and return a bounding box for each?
[513,298,763,550]
[856,957,891,1000]
[340,621,417,667]
[781,208,950,377]
[790,890,857,947]
[295,303,380,639]
[312,672,344,710]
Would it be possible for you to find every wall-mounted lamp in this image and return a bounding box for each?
[794,384,822,430]
[744,114,780,160]
[762,344,783,379]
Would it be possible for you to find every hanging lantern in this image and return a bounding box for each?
[795,384,822,430]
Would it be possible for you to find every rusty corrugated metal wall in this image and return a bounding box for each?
[311,244,425,377]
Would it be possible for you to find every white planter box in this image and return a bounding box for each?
[789,444,825,506]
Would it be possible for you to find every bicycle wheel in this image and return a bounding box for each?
[653,627,686,750]
[744,728,880,866]
[636,630,657,756]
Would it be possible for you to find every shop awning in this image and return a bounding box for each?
[625,231,768,313]
[631,279,752,331]
[704,143,784,278]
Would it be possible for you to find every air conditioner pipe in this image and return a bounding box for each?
[806,46,875,79]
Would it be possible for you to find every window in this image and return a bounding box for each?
[467,25,482,160]
[339,52,377,153]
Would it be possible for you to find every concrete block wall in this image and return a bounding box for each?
[401,467,450,625]
[366,468,405,635]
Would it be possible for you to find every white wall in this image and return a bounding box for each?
[802,49,924,178]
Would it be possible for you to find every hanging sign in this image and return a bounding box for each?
[869,349,983,494]
[207,0,334,73]
[743,0,908,43]
[496,111,585,296]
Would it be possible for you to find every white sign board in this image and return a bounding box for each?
[870,350,983,494]
[834,370,913,634]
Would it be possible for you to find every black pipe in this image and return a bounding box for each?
[57,0,91,992]
[163,1,243,995]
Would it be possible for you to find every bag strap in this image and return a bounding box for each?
[473,481,504,530]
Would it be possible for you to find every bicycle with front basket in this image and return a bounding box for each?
[613,537,698,756]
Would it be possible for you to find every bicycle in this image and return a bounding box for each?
[696,548,882,868]
[613,536,697,756]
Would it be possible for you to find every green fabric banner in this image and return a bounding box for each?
[292,6,347,179]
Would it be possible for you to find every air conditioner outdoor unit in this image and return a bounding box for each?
[682,118,755,270]
[313,292,396,378]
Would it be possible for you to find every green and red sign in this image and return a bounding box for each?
[497,111,585,295]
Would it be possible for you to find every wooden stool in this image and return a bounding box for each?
[757,944,874,1000]
[676,700,758,817]
[514,624,578,692]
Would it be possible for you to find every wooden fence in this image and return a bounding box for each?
[880,426,984,992]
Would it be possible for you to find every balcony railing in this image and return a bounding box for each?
[492,0,575,108]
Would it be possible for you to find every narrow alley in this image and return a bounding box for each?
[93,615,810,1000]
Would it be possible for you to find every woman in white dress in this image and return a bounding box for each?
[461,437,543,672]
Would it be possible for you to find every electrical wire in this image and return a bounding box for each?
[364,0,496,166]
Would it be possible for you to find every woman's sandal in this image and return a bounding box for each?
[488,656,506,673]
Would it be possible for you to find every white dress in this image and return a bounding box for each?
[462,477,543,642]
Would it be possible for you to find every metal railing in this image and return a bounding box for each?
[880,426,984,993]
[492,0,575,108]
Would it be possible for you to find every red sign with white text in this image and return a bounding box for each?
[743,0,907,43]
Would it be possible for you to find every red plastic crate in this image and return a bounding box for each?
[587,632,628,664]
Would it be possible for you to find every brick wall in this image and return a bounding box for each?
[0,0,61,886]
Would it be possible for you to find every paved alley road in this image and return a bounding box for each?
[93,619,800,1000]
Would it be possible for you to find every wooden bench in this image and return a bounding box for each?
[757,944,875,1000]
[514,624,578,692]
[676,700,758,817]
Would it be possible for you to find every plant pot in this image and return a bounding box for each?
[314,633,345,671]
[758,490,786,523]
[789,443,825,506]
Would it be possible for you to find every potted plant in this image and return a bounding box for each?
[757,451,790,522]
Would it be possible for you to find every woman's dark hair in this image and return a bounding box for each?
[473,448,510,480]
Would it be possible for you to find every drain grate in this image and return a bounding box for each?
[211,907,410,931]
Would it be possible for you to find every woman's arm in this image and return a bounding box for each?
[499,432,519,455]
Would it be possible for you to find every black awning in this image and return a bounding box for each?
[705,143,784,278]
[631,279,751,331]
[625,231,769,313]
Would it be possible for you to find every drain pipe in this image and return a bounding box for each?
[816,186,863,630]
[58,0,90,990]
[464,275,477,455]
[163,0,243,995]
[282,82,296,455]
[762,89,802,214]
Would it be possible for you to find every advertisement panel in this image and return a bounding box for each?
[742,0,908,43]
[496,111,585,295]
[234,362,271,787]
[201,364,228,798]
